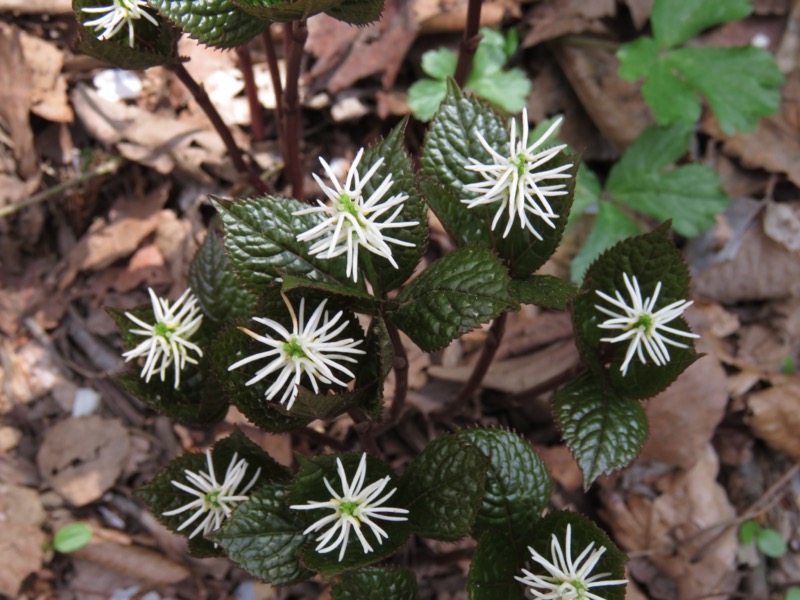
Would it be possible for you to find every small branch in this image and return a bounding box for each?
[450,312,508,408]
[282,20,308,200]
[453,0,484,87]
[0,158,121,219]
[385,320,409,422]
[236,45,264,142]
[169,63,269,194]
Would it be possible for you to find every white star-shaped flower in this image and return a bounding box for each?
[81,0,158,48]
[595,272,700,376]
[162,450,261,540]
[290,453,409,562]
[293,148,419,282]
[122,287,204,389]
[227,293,366,411]
[462,108,573,239]
[516,524,628,600]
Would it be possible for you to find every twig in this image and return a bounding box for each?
[453,0,484,87]
[169,63,269,195]
[236,45,264,142]
[293,427,349,452]
[448,312,508,410]
[385,320,409,422]
[262,27,284,123]
[282,20,308,200]
[0,158,120,219]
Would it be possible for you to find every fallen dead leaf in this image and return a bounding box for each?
[0,337,65,414]
[523,0,615,48]
[0,0,70,11]
[415,0,509,32]
[0,23,36,178]
[747,377,800,460]
[763,200,800,252]
[74,537,189,585]
[19,30,72,123]
[535,445,583,491]
[0,484,46,597]
[622,0,653,30]
[37,416,131,506]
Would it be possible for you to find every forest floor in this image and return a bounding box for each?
[1,0,799,598]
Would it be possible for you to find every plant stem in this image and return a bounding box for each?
[236,45,264,142]
[294,426,349,451]
[283,21,308,200]
[384,319,409,422]
[453,0,484,87]
[169,63,269,195]
[0,158,121,219]
[262,27,284,123]
[451,311,508,406]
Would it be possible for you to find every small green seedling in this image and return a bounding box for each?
[52,522,93,554]
[739,519,787,558]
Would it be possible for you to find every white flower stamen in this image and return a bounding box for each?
[81,0,158,48]
[122,287,204,389]
[290,453,409,562]
[162,450,261,541]
[227,293,366,411]
[293,148,419,282]
[595,273,700,376]
[462,108,573,239]
[516,524,628,599]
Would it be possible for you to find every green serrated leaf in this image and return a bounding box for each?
[666,46,784,134]
[189,231,257,324]
[74,0,180,69]
[422,48,457,80]
[571,202,641,285]
[607,124,729,237]
[510,275,578,310]
[279,272,380,313]
[216,196,356,292]
[234,0,342,21]
[641,60,703,126]
[467,68,531,116]
[391,247,513,352]
[288,454,411,577]
[459,429,552,550]
[617,36,659,82]
[467,531,525,600]
[148,0,266,48]
[331,567,418,600]
[420,177,493,247]
[651,0,751,49]
[554,372,648,486]
[324,0,384,25]
[349,316,394,421]
[522,512,627,600]
[755,527,787,558]
[358,118,428,293]
[138,429,290,557]
[397,434,489,541]
[215,482,313,584]
[569,164,601,227]
[53,523,93,554]
[572,224,700,398]
[408,79,449,122]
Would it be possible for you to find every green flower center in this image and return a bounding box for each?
[283,337,307,359]
[154,321,172,339]
[513,153,528,176]
[204,490,221,508]
[633,313,654,332]
[337,193,364,225]
[339,500,360,517]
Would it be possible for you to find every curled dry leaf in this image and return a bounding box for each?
[523,0,615,48]
[74,536,189,585]
[747,378,800,461]
[0,484,46,596]
[37,416,131,506]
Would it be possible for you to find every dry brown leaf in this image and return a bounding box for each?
[535,445,583,491]
[37,416,131,506]
[74,539,189,585]
[639,354,728,470]
[523,0,615,48]
[601,446,739,599]
[747,378,800,460]
[57,183,170,290]
[623,0,653,30]
[554,43,654,151]
[0,337,65,413]
[0,484,46,597]
[763,201,800,252]
[19,30,72,123]
[415,0,509,33]
[0,23,36,178]
[0,0,70,11]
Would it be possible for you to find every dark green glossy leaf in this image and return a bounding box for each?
[234,0,342,21]
[149,0,266,48]
[391,247,513,352]
[554,372,648,487]
[324,0,384,25]
[467,531,525,600]
[510,275,578,310]
[288,454,411,577]
[458,429,552,550]
[279,272,381,314]
[331,567,418,600]
[397,434,489,541]
[215,482,313,584]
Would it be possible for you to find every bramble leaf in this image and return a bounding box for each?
[467,531,525,600]
[148,0,266,48]
[331,567,418,600]
[510,275,578,311]
[234,0,342,21]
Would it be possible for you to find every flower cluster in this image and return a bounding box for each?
[516,524,627,599]
[462,108,573,239]
[163,450,261,540]
[294,148,418,282]
[290,453,409,562]
[228,293,365,410]
[122,287,203,389]
[82,0,158,48]
[595,273,699,376]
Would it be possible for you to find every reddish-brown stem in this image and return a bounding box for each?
[169,63,268,194]
[451,312,508,406]
[385,319,409,422]
[453,0,484,87]
[236,45,264,142]
[262,27,284,122]
[282,21,307,200]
